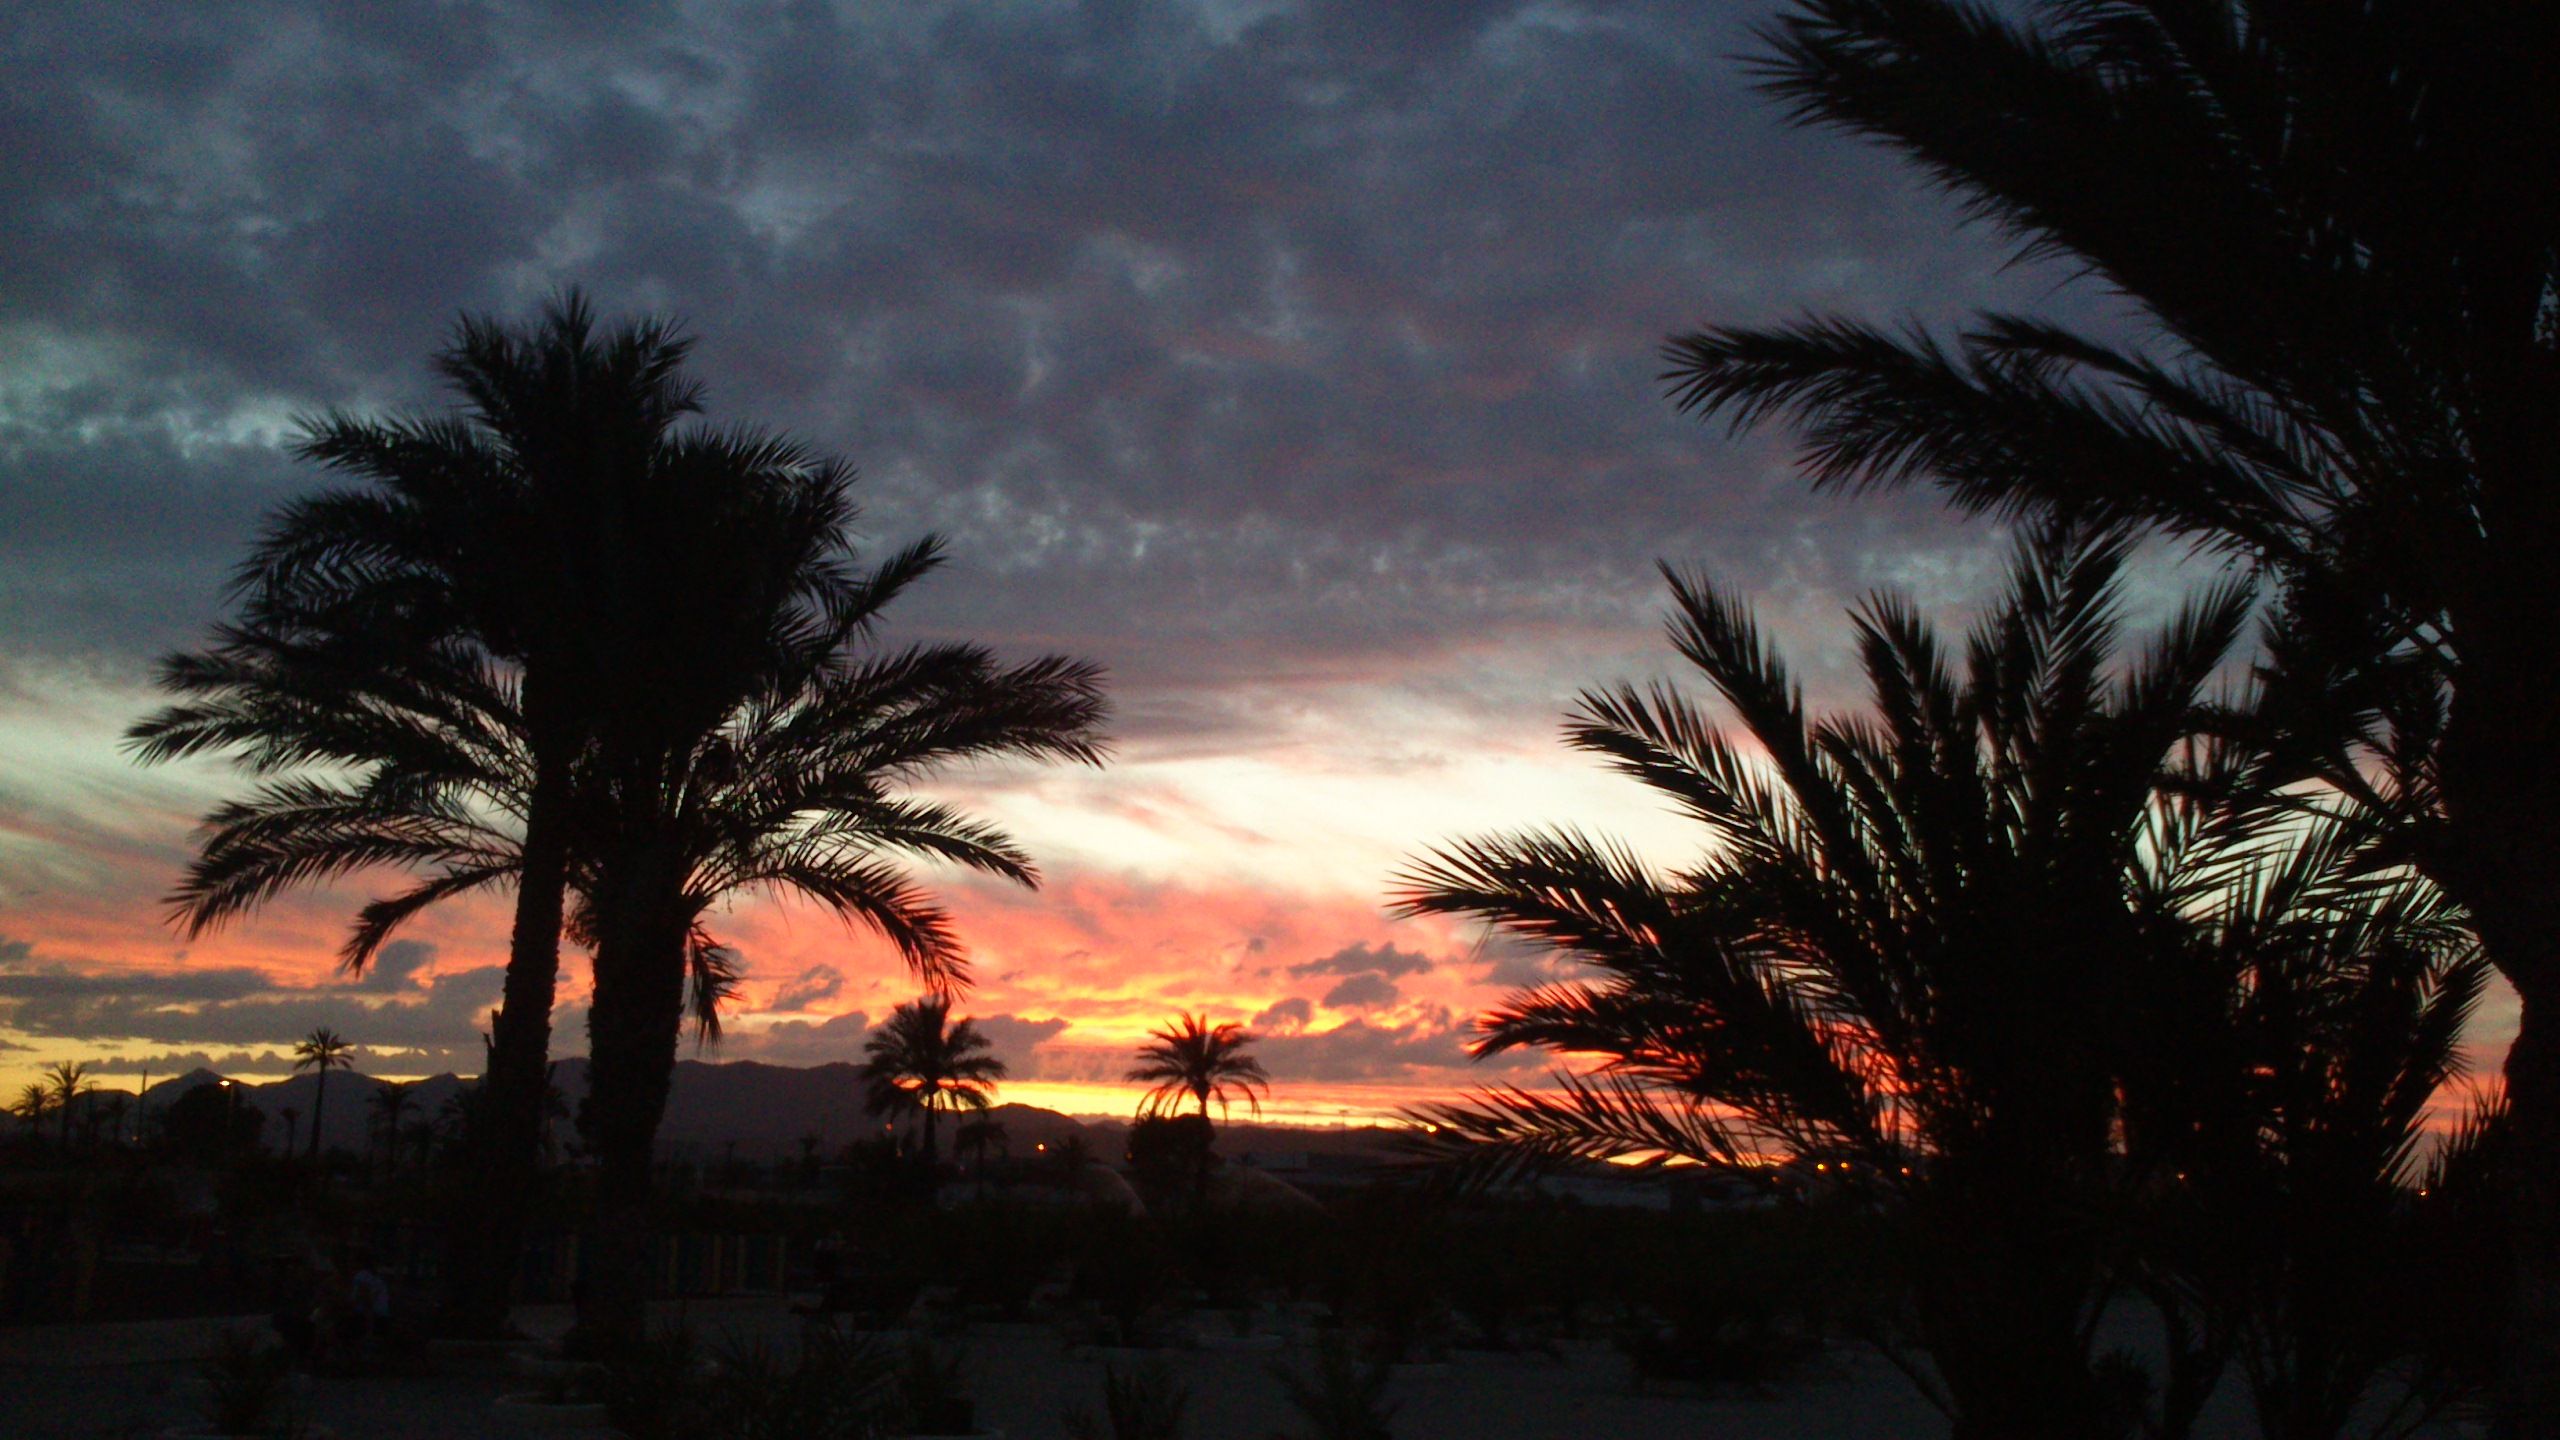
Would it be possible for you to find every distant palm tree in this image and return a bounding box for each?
[44,1062,89,1149]
[94,1094,128,1149]
[402,1117,439,1171]
[861,997,1008,1164]
[956,1116,1009,1172]
[294,1029,354,1161]
[370,1081,418,1178]
[13,1083,49,1138]
[1655,5,2560,1417]
[1128,1015,1268,1125]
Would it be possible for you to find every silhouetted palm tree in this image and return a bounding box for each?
[1656,5,2560,1418]
[956,1116,1008,1173]
[127,292,718,1335]
[2121,811,2494,1440]
[279,1105,300,1158]
[1128,1015,1268,1125]
[94,1094,128,1150]
[559,501,1107,1348]
[294,1029,354,1162]
[14,1083,50,1139]
[44,1062,89,1150]
[1401,528,2263,1436]
[861,997,1008,1163]
[131,295,1105,1349]
[371,1081,418,1179]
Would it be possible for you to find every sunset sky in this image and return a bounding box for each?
[1,1,2514,1120]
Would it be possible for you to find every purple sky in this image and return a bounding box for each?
[9,1,2446,1119]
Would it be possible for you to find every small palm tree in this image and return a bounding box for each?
[294,1029,355,1162]
[861,997,1007,1163]
[2153,819,2491,1440]
[1127,1015,1268,1125]
[956,1116,1009,1173]
[370,1081,418,1178]
[13,1083,50,1138]
[44,1062,90,1149]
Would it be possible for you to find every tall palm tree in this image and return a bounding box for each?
[1127,1015,1269,1125]
[1401,529,2263,1437]
[132,295,1106,1347]
[860,997,1008,1163]
[567,622,1106,1346]
[294,1028,354,1162]
[129,292,718,1335]
[1653,4,2560,1419]
[448,390,1105,1347]
[44,1062,90,1150]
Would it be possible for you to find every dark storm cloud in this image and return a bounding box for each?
[1251,995,1314,1034]
[769,963,847,1013]
[357,938,437,992]
[0,939,271,1003]
[729,1010,872,1068]
[1290,941,1433,981]
[970,1013,1072,1071]
[723,1007,1065,1072]
[1249,1005,1533,1082]
[1317,971,1400,1011]
[1,0,2057,736]
[0,942,508,1052]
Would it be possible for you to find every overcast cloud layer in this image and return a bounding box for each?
[0,0,2315,1112]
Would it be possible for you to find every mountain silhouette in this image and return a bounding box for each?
[138,1059,1099,1160]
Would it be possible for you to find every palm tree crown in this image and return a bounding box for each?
[370,1081,418,1175]
[126,293,717,1330]
[1402,528,2253,1166]
[13,1083,50,1134]
[294,1027,354,1161]
[1127,1014,1269,1123]
[860,996,1008,1162]
[45,1062,90,1149]
[1397,527,2487,1431]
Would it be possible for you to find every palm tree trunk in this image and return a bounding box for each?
[1903,1158,2116,1440]
[923,1102,939,1164]
[308,1070,327,1162]
[2437,603,2560,1437]
[1917,1241,2111,1439]
[442,784,571,1338]
[571,884,689,1353]
[2501,1001,2560,1440]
